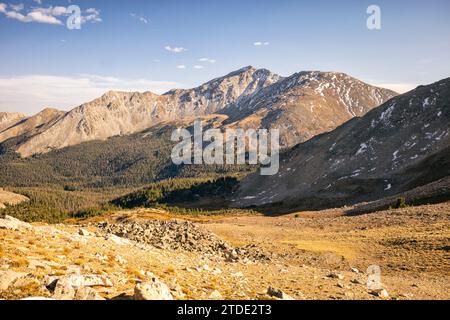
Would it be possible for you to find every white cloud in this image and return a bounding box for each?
[130,12,149,24]
[0,3,102,25]
[374,83,418,94]
[81,8,101,23]
[253,41,269,46]
[33,0,42,4]
[199,57,216,64]
[165,46,187,53]
[9,3,24,11]
[176,65,186,69]
[0,74,180,115]
[193,65,204,69]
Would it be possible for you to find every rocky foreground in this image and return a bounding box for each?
[1,203,449,300]
[0,215,279,300]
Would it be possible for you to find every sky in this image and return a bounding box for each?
[0,0,449,115]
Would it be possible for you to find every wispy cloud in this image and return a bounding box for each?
[0,74,180,115]
[0,3,102,25]
[130,12,149,24]
[165,46,187,53]
[199,57,216,64]
[253,41,269,46]
[193,65,204,69]
[176,65,186,69]
[9,3,24,11]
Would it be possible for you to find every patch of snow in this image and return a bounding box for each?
[380,103,395,121]
[356,143,368,156]
[384,183,392,191]
[392,150,399,161]
[329,143,337,151]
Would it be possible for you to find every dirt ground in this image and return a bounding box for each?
[1,202,449,300]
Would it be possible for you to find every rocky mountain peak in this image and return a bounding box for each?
[236,77,450,210]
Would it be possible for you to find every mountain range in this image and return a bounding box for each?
[0,66,395,157]
[1,66,448,212]
[235,77,450,211]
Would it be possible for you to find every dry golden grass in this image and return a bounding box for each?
[1,202,448,300]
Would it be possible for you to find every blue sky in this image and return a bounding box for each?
[0,0,449,114]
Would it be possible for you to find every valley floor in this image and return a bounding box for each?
[1,202,449,300]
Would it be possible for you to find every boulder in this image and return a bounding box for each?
[0,215,32,231]
[327,272,344,280]
[56,274,113,289]
[267,287,294,300]
[0,270,27,290]
[134,276,173,300]
[53,278,76,300]
[78,228,90,236]
[370,288,389,298]
[74,287,105,300]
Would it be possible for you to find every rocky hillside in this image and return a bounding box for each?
[13,67,281,157]
[0,66,396,157]
[0,112,27,132]
[236,77,450,211]
[0,108,65,145]
[0,188,29,209]
[223,71,397,147]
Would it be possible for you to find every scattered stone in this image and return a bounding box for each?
[0,215,32,231]
[370,288,389,298]
[231,271,244,278]
[97,220,269,262]
[327,272,344,280]
[134,276,173,300]
[28,260,51,272]
[54,274,113,289]
[267,287,294,300]
[351,279,365,285]
[74,287,105,300]
[67,265,82,275]
[115,255,127,265]
[351,268,360,274]
[11,274,41,289]
[53,279,76,300]
[345,292,355,298]
[78,228,90,236]
[106,234,132,246]
[209,290,223,300]
[212,268,222,275]
[0,270,27,290]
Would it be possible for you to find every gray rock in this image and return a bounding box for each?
[370,288,389,298]
[53,274,113,290]
[134,276,173,300]
[327,272,344,280]
[0,270,27,290]
[75,287,105,300]
[53,279,76,300]
[0,215,32,231]
[78,228,90,236]
[267,287,294,300]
